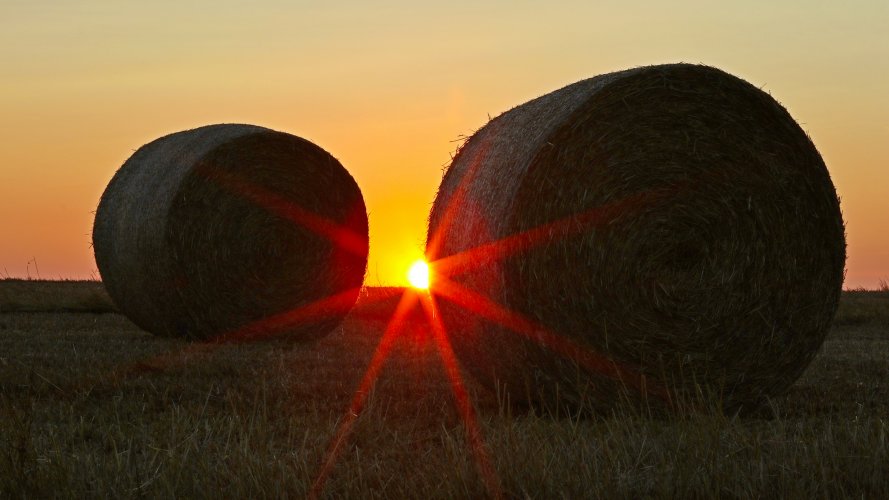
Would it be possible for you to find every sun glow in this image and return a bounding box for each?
[407,259,430,289]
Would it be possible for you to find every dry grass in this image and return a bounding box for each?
[835,289,889,326]
[427,63,845,414]
[0,279,114,313]
[1,286,887,497]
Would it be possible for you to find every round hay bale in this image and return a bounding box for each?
[93,124,368,341]
[427,64,845,413]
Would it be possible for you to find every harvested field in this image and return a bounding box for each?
[0,279,114,313]
[0,286,887,497]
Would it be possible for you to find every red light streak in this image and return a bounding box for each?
[196,165,368,258]
[308,291,419,499]
[432,186,677,281]
[419,292,504,500]
[433,277,671,405]
[211,287,362,343]
[67,286,400,394]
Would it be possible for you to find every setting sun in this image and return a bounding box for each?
[407,260,430,290]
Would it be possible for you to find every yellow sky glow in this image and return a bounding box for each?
[1,1,887,287]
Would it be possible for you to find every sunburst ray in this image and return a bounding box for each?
[419,292,504,499]
[433,277,670,404]
[308,291,419,499]
[196,164,368,257]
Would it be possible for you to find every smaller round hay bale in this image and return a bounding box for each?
[93,124,368,341]
[427,64,845,413]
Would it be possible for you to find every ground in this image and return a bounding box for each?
[0,283,887,498]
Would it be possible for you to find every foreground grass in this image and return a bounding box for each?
[1,290,888,498]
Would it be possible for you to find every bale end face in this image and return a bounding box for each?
[427,64,845,414]
[94,124,368,341]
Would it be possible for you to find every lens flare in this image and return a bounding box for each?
[407,260,430,289]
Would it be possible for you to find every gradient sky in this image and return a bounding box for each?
[1,0,886,287]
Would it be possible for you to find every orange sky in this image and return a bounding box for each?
[1,1,886,288]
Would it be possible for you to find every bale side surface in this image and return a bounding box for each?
[427,64,846,413]
[93,124,368,340]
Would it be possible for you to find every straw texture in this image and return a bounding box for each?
[94,124,368,341]
[427,64,845,413]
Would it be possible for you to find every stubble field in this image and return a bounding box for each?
[1,282,888,498]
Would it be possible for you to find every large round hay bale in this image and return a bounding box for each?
[93,124,368,341]
[427,64,845,413]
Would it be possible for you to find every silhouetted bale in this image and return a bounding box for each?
[427,64,845,414]
[93,124,368,341]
